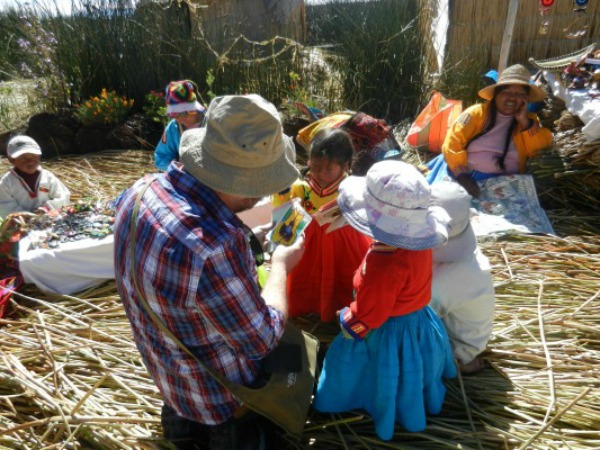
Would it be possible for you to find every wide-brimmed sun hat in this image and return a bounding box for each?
[165,80,206,117]
[7,135,42,159]
[337,160,450,250]
[478,64,546,103]
[431,181,477,262]
[179,94,299,198]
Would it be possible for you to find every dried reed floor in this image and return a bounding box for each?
[1,151,599,449]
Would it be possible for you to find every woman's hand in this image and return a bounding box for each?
[515,99,532,130]
[456,174,481,198]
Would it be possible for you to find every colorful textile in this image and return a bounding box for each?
[292,102,324,122]
[295,112,402,176]
[442,102,553,176]
[0,168,71,219]
[271,174,371,322]
[295,113,353,150]
[114,163,285,426]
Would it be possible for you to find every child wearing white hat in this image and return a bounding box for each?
[430,181,495,375]
[0,135,71,219]
[314,160,457,441]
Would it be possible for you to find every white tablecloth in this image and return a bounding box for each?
[19,235,115,295]
[17,197,273,295]
[544,71,600,143]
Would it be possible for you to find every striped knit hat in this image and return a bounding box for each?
[165,80,206,117]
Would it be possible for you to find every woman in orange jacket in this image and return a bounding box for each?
[426,64,553,197]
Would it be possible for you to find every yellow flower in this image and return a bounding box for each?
[85,101,91,107]
[101,88,107,99]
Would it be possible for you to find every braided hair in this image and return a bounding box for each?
[469,84,530,172]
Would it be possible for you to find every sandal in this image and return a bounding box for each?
[459,356,486,375]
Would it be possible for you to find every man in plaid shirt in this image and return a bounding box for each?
[114,95,303,450]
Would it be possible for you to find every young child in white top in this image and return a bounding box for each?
[0,135,71,219]
[430,181,495,374]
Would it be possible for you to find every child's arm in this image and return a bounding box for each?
[0,179,21,218]
[44,172,71,211]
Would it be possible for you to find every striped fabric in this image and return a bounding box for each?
[114,162,285,425]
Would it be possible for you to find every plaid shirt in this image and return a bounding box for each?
[114,163,285,425]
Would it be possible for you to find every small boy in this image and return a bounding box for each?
[0,135,71,219]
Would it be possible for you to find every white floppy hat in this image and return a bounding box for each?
[7,135,42,159]
[179,94,299,198]
[478,64,546,103]
[431,181,477,262]
[337,160,450,250]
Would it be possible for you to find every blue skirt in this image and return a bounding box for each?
[314,306,457,440]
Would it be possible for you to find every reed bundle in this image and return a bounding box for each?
[529,126,600,217]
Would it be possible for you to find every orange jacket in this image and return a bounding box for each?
[442,102,553,176]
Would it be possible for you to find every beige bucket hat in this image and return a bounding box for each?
[478,64,546,103]
[179,94,299,198]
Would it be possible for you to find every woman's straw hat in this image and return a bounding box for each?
[478,64,546,103]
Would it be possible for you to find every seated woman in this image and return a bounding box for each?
[426,64,553,197]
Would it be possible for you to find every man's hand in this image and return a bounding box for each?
[271,235,305,274]
[261,235,305,318]
[456,174,480,198]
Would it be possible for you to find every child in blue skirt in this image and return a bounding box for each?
[314,160,457,440]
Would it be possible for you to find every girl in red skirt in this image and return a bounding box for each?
[271,128,371,322]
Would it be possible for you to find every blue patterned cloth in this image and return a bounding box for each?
[426,154,500,185]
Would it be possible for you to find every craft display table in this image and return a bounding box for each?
[18,234,115,295]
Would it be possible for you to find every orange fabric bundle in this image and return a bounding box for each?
[406,91,462,153]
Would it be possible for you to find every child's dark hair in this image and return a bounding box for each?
[309,128,354,167]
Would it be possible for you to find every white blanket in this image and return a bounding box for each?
[19,235,115,295]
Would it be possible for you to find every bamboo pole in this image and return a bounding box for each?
[499,0,520,72]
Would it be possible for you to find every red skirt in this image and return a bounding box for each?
[287,221,371,322]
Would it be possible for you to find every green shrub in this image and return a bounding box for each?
[142,90,167,125]
[76,88,134,126]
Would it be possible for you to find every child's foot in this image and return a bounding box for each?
[459,356,486,375]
